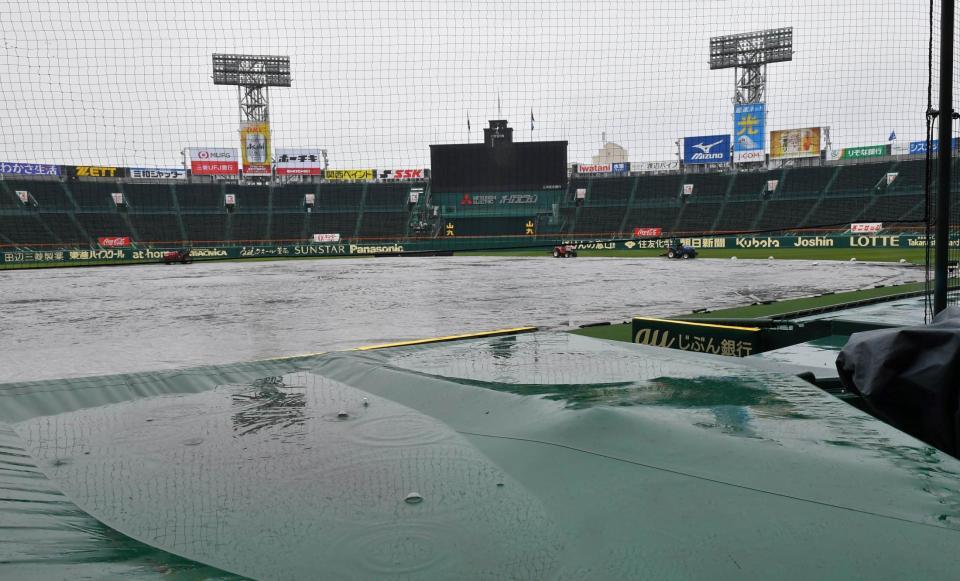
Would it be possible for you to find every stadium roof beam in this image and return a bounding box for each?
[212,54,291,122]
[709,28,793,104]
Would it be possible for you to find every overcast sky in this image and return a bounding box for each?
[0,0,956,168]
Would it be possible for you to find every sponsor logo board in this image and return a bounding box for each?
[97,237,131,247]
[611,162,630,174]
[634,160,680,172]
[908,138,959,155]
[313,233,341,243]
[276,148,323,176]
[770,127,821,159]
[187,148,239,175]
[0,162,60,176]
[851,222,882,233]
[129,167,186,180]
[683,134,731,165]
[733,103,765,163]
[633,227,662,237]
[459,193,539,205]
[576,163,612,174]
[379,169,427,180]
[240,122,271,176]
[72,166,120,178]
[325,169,375,181]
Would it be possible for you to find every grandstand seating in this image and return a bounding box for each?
[125,184,176,210]
[586,178,634,204]
[128,213,181,243]
[357,211,408,238]
[0,160,933,248]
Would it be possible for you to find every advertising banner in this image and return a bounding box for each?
[682,184,694,195]
[611,162,630,174]
[17,191,29,203]
[240,122,271,176]
[378,169,427,180]
[325,169,375,181]
[313,233,341,243]
[576,163,612,174]
[851,222,882,233]
[766,180,779,192]
[575,188,586,199]
[908,138,959,155]
[829,145,890,160]
[224,194,236,206]
[97,236,131,248]
[111,192,124,205]
[128,167,186,180]
[69,166,121,178]
[634,160,680,173]
[275,149,323,176]
[188,148,239,175]
[683,134,731,165]
[733,103,765,164]
[633,227,663,237]
[0,162,60,176]
[769,127,821,159]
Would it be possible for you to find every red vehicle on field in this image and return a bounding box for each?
[553,245,578,258]
[162,249,192,264]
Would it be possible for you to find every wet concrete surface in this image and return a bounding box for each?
[0,257,922,382]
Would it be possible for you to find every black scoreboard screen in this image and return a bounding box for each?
[429,141,567,193]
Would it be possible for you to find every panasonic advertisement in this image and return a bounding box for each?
[683,134,731,165]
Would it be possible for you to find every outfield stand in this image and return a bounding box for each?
[674,201,723,233]
[40,213,87,244]
[575,207,625,234]
[357,211,408,238]
[76,212,132,242]
[230,213,270,242]
[273,185,314,210]
[318,183,364,208]
[226,185,271,210]
[124,184,176,210]
[270,214,307,241]
[0,215,56,245]
[70,182,117,210]
[182,214,228,243]
[587,178,634,204]
[306,212,359,239]
[714,201,759,232]
[365,184,409,208]
[0,160,933,248]
[128,213,181,244]
[177,185,225,210]
[9,180,73,210]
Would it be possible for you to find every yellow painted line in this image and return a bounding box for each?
[351,326,538,351]
[633,317,761,332]
[253,351,328,363]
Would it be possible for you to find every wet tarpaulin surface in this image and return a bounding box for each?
[2,333,960,579]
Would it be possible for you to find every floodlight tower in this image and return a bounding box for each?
[709,28,793,105]
[212,54,291,123]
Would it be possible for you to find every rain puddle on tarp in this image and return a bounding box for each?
[2,332,960,579]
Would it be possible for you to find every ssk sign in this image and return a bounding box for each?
[97,236,131,248]
[851,222,882,233]
[379,169,426,180]
[187,148,239,175]
[633,227,663,237]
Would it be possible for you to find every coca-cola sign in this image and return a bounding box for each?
[98,236,131,248]
[633,227,663,238]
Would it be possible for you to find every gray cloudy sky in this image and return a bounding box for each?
[0,0,955,168]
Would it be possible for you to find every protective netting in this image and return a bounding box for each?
[0,0,955,250]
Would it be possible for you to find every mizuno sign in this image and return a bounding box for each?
[683,134,731,165]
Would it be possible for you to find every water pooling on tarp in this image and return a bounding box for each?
[14,373,562,580]
[8,332,960,579]
[0,257,921,382]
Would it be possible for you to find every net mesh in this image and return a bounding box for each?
[0,0,955,257]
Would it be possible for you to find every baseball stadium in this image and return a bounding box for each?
[1,0,960,579]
